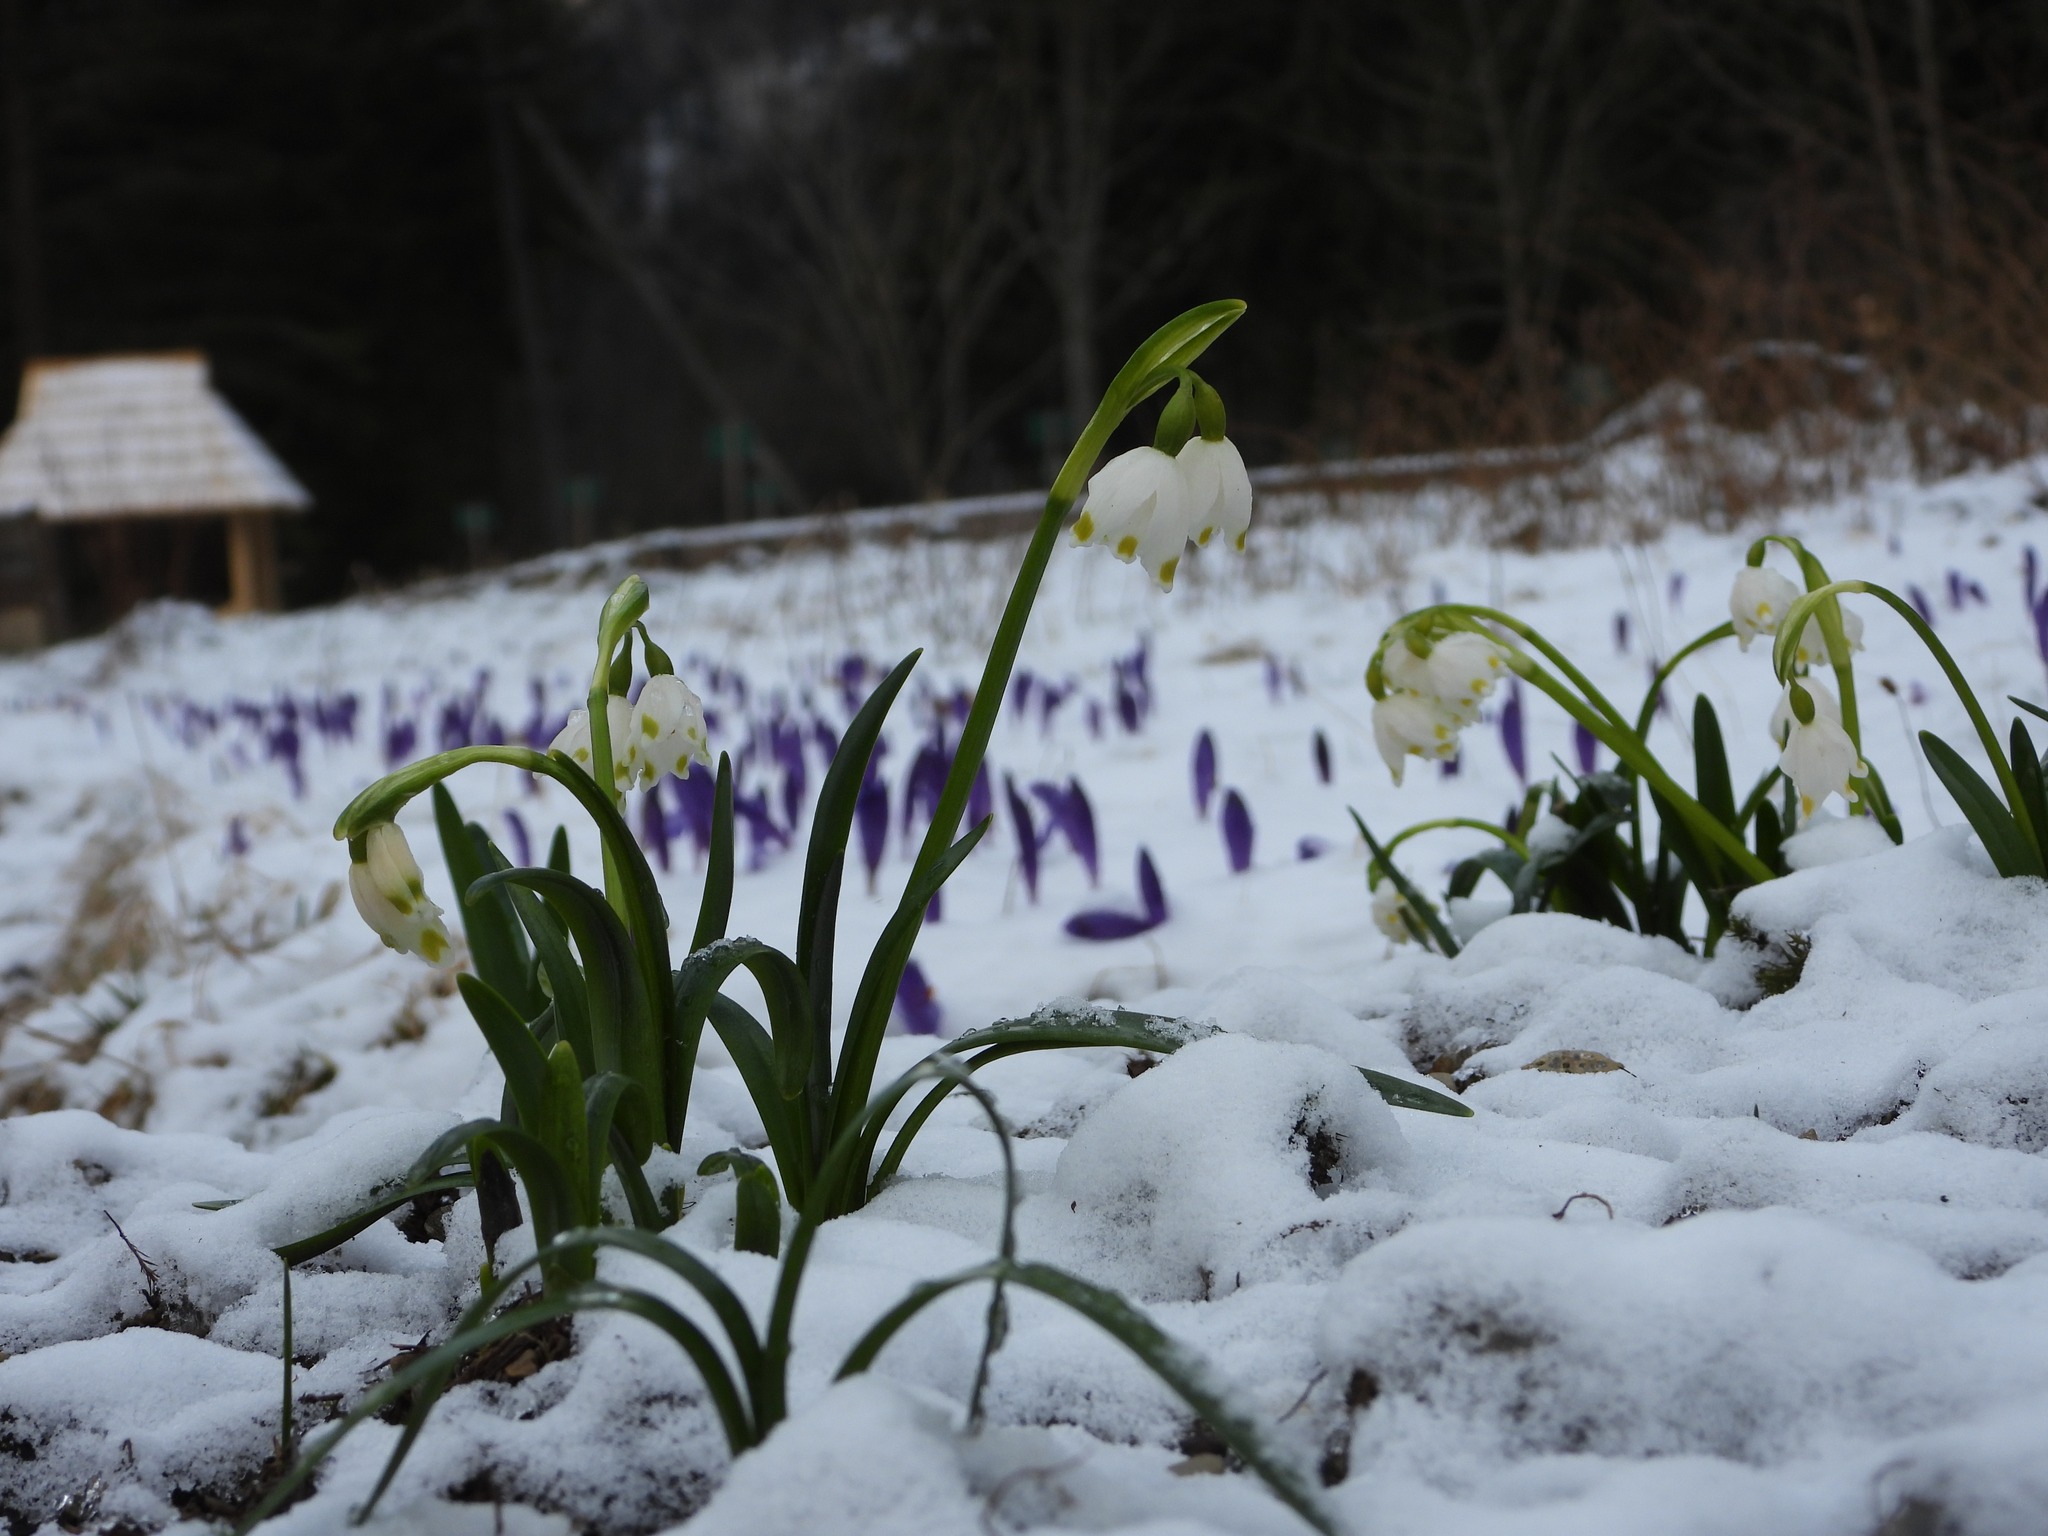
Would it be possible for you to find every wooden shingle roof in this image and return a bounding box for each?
[0,352,310,521]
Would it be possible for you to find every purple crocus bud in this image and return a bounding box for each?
[1005,775,1039,902]
[670,767,715,855]
[1264,654,1285,702]
[1947,570,1966,610]
[1667,571,1685,609]
[968,761,993,828]
[1009,671,1035,722]
[1039,681,1069,735]
[1115,671,1142,733]
[1064,778,1098,884]
[1137,848,1166,922]
[895,960,943,1035]
[856,769,889,892]
[1296,836,1330,861]
[812,718,839,766]
[1573,722,1598,777]
[1220,790,1254,873]
[1967,577,1988,606]
[224,817,250,858]
[734,788,789,872]
[1065,847,1167,939]
[1312,729,1332,785]
[1086,700,1103,739]
[1907,584,1936,626]
[1439,751,1460,779]
[1500,680,1527,786]
[1192,731,1217,816]
[1613,612,1630,654]
[503,808,533,868]
[641,787,672,872]
[2025,546,2041,610]
[901,736,949,843]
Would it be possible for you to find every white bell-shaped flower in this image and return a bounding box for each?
[627,673,713,787]
[1775,682,1865,819]
[1790,605,1865,669]
[1371,881,1415,943]
[1372,690,1463,785]
[349,822,452,964]
[550,697,637,791]
[1073,446,1192,589]
[1729,566,1803,650]
[1177,436,1254,552]
[1767,674,1840,747]
[1425,633,1509,721]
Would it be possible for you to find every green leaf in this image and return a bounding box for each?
[1448,845,1523,901]
[1350,809,1460,956]
[690,753,737,953]
[673,936,816,1111]
[503,879,594,1076]
[796,650,919,1072]
[1921,730,2038,877]
[431,785,538,1016]
[2009,695,2048,728]
[457,973,550,1134]
[476,866,660,1150]
[702,995,811,1197]
[269,1173,473,1266]
[548,824,571,875]
[583,1071,656,1220]
[828,819,990,1164]
[2010,717,2048,873]
[837,1259,1335,1536]
[1692,696,1736,829]
[1360,1066,1471,1117]
[699,1150,784,1257]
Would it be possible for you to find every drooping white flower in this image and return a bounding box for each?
[550,697,638,791]
[1424,632,1510,720]
[1177,436,1254,552]
[1370,881,1415,943]
[1775,682,1865,819]
[1372,689,1463,784]
[1729,566,1803,650]
[1767,674,1840,747]
[349,822,452,964]
[1790,604,1866,669]
[1072,447,1192,589]
[626,673,713,787]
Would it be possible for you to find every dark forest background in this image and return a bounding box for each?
[3,0,2046,602]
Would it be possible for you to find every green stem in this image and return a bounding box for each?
[1778,580,2035,852]
[1634,622,1736,739]
[1420,604,1634,735]
[1511,657,1775,884]
[1382,817,1529,861]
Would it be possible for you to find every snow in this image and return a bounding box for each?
[3,444,2048,1534]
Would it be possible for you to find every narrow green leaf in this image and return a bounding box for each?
[1350,809,1459,956]
[1692,696,1736,829]
[1359,1066,1472,1117]
[690,753,737,953]
[837,1259,1335,1536]
[504,879,594,1076]
[2010,718,2048,874]
[796,650,920,1064]
[702,995,811,1198]
[432,785,537,1014]
[457,973,551,1134]
[548,824,571,874]
[700,1150,784,1257]
[1921,730,2037,877]
[270,1173,473,1266]
[2009,695,2048,728]
[583,1071,656,1221]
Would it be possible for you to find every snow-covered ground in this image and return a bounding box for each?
[3,445,2048,1535]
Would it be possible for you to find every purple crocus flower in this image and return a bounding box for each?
[1192,731,1217,816]
[1114,673,1142,733]
[1667,571,1685,609]
[1500,680,1527,785]
[1573,722,1599,776]
[856,769,889,892]
[901,735,949,844]
[670,768,716,856]
[1439,751,1461,779]
[503,808,533,868]
[734,788,789,871]
[1613,613,1630,654]
[641,788,672,872]
[1906,584,1937,626]
[895,960,943,1035]
[1009,671,1035,722]
[1065,848,1168,940]
[967,761,993,829]
[1220,789,1254,873]
[1032,778,1099,884]
[1038,680,1072,735]
[1297,836,1330,860]
[224,817,250,858]
[384,715,417,767]
[1086,700,1104,739]
[1005,775,1039,902]
[1263,654,1285,702]
[1312,729,1332,785]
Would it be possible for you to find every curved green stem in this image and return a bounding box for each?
[1776,580,2034,852]
[1382,817,1529,861]
[1635,622,1735,739]
[1415,604,1634,735]
[1511,656,1775,884]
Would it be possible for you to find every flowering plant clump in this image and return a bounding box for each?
[249,300,1481,1536]
[1356,532,1913,954]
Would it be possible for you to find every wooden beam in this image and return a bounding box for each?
[224,510,280,613]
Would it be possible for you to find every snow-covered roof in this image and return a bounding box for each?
[0,352,310,521]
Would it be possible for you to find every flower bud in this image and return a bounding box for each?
[348,822,451,964]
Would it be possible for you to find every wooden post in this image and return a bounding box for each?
[224,510,280,613]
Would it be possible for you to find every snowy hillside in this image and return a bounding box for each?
[3,450,2048,1536]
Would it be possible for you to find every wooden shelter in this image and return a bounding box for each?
[0,351,309,645]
